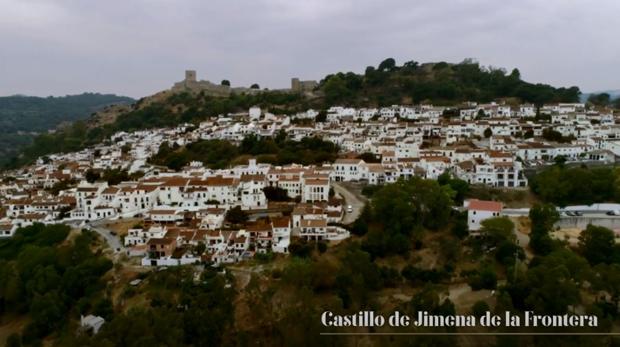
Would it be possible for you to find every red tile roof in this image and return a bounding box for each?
[467,199,502,212]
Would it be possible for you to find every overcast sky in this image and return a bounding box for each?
[1,0,618,98]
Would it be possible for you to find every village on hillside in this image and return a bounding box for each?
[1,100,618,267]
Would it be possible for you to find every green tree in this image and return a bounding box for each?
[480,217,515,246]
[471,300,490,318]
[529,203,559,255]
[483,127,493,138]
[85,169,100,183]
[613,97,620,109]
[263,186,290,201]
[5,333,21,347]
[468,265,497,290]
[323,75,351,105]
[578,224,616,265]
[221,79,230,86]
[225,206,248,225]
[378,57,396,72]
[588,93,611,106]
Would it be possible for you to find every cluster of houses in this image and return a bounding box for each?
[0,157,350,265]
[0,100,617,265]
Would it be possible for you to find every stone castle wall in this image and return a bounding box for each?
[171,70,318,96]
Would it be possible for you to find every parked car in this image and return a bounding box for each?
[606,210,620,216]
[346,205,353,213]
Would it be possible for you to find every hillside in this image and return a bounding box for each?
[319,59,581,106]
[6,59,581,169]
[0,93,134,167]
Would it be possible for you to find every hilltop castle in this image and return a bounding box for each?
[171,70,318,96]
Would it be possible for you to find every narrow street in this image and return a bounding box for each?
[332,182,367,224]
[64,220,125,254]
[89,222,125,253]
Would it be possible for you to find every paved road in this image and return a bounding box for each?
[332,182,366,224]
[64,220,125,253]
[89,222,124,253]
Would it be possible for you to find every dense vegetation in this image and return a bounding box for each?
[6,177,620,345]
[0,224,112,346]
[0,93,133,167]
[353,177,455,257]
[320,58,581,106]
[71,267,235,347]
[587,92,620,108]
[148,134,339,170]
[530,165,620,206]
[238,177,620,346]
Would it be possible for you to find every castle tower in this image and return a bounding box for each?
[185,70,197,83]
[291,77,300,92]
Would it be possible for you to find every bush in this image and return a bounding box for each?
[288,239,313,258]
[6,333,21,347]
[255,251,275,263]
[468,266,497,290]
[271,269,282,279]
[471,300,490,318]
[401,265,449,285]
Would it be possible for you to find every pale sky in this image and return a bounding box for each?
[1,0,618,98]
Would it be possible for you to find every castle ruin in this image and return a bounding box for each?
[171,70,318,96]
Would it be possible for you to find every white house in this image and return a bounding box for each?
[464,199,503,231]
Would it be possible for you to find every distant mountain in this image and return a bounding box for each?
[580,89,620,103]
[0,93,134,133]
[0,93,134,166]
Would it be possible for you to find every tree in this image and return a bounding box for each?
[483,127,493,138]
[588,93,611,106]
[323,75,350,105]
[221,79,230,86]
[263,186,290,201]
[480,217,515,246]
[451,212,469,239]
[468,265,497,290]
[121,144,131,154]
[85,169,100,183]
[522,253,581,314]
[554,155,567,166]
[250,83,260,89]
[529,203,559,255]
[471,300,490,318]
[356,152,380,163]
[364,66,376,77]
[28,292,65,338]
[524,129,534,139]
[225,206,248,225]
[351,204,371,236]
[378,58,396,72]
[288,239,313,258]
[402,60,419,72]
[578,224,616,265]
[102,168,130,185]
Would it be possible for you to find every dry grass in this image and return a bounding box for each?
[0,314,29,344]
[103,218,142,238]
